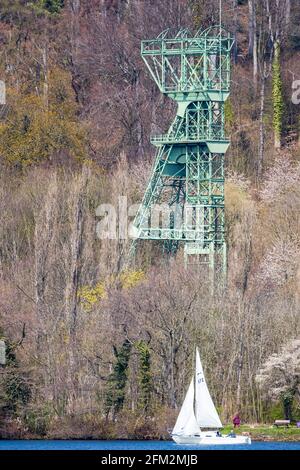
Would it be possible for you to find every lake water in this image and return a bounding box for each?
[0,440,299,450]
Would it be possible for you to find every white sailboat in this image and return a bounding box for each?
[171,348,251,446]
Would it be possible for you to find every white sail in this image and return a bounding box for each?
[195,348,223,428]
[172,378,200,436]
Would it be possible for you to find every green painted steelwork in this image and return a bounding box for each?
[131,26,234,281]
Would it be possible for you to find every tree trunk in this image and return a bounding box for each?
[70,0,81,60]
[232,0,238,64]
[236,304,246,410]
[285,0,291,31]
[65,167,88,335]
[248,0,258,88]
[258,68,266,178]
[64,166,88,412]
[273,40,282,150]
[42,44,49,109]
[283,396,292,420]
[34,175,58,351]
[169,330,175,407]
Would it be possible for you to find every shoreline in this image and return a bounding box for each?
[0,437,299,442]
[1,423,300,442]
[1,434,299,442]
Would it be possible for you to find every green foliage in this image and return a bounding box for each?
[0,1,29,22]
[222,423,300,440]
[105,340,132,418]
[263,401,285,422]
[29,1,64,15]
[3,370,31,412]
[41,0,64,14]
[0,335,31,414]
[135,340,152,412]
[0,69,87,167]
[262,398,300,423]
[24,403,54,435]
[272,42,284,146]
[282,390,294,420]
[189,0,213,29]
[78,282,107,311]
[292,402,300,422]
[119,270,145,289]
[224,98,235,131]
[78,270,144,311]
[2,338,17,365]
[0,1,64,21]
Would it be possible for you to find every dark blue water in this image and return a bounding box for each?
[0,440,299,450]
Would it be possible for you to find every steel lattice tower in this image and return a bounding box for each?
[130,26,234,282]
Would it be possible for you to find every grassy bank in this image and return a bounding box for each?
[221,424,300,442]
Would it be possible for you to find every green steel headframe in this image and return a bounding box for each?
[130,26,234,282]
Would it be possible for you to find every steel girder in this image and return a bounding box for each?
[131,26,233,281]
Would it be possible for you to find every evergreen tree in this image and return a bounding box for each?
[272,41,284,149]
[136,340,152,412]
[41,0,64,14]
[0,333,31,414]
[105,339,132,419]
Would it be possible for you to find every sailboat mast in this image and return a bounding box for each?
[193,347,197,421]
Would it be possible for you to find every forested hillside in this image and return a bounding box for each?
[0,0,300,439]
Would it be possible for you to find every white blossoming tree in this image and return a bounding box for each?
[260,156,300,204]
[256,239,300,289]
[256,340,300,420]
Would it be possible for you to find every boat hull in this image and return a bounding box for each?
[172,434,251,446]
